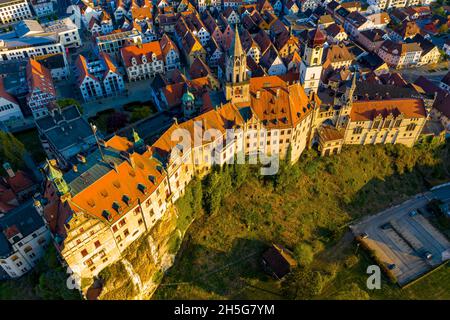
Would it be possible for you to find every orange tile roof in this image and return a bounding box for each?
[249,76,314,129]
[160,33,179,58]
[68,152,166,224]
[27,59,56,97]
[350,98,426,122]
[105,135,134,152]
[121,41,163,67]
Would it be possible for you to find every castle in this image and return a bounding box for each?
[36,27,427,283]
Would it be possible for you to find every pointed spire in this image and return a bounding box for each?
[46,158,62,180]
[46,158,70,196]
[132,128,141,143]
[230,24,243,58]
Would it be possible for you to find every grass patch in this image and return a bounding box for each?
[154,142,450,300]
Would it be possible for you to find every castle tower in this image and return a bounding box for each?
[224,25,250,104]
[337,72,357,128]
[182,86,196,118]
[46,159,70,198]
[300,27,326,95]
[132,128,146,154]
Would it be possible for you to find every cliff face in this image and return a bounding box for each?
[96,205,183,300]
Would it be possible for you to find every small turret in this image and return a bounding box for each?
[46,159,70,197]
[182,86,196,118]
[132,128,145,153]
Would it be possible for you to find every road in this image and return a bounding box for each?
[350,184,450,286]
[396,62,449,85]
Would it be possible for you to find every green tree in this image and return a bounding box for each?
[0,131,26,175]
[282,267,324,299]
[294,243,314,266]
[335,283,370,300]
[57,98,83,114]
[130,106,152,123]
[203,171,223,215]
[232,154,249,188]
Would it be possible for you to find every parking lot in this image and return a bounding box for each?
[351,187,450,286]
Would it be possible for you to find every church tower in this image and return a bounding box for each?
[337,71,357,128]
[224,26,250,104]
[300,27,325,95]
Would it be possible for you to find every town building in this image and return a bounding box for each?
[35,53,70,81]
[0,20,71,71]
[96,30,142,60]
[120,41,165,81]
[377,40,422,69]
[26,58,57,119]
[35,106,97,168]
[0,0,33,25]
[0,201,51,279]
[30,0,55,17]
[42,17,82,49]
[0,78,24,128]
[75,53,125,101]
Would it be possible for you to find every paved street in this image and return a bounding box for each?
[396,62,449,85]
[351,185,450,286]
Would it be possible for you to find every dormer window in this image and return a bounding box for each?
[131,57,137,66]
[142,55,147,63]
[152,53,157,61]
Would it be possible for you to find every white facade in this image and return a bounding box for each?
[0,204,51,279]
[79,76,103,101]
[43,18,82,49]
[0,0,32,25]
[267,56,287,75]
[0,96,23,125]
[0,40,67,65]
[31,0,55,17]
[125,55,164,81]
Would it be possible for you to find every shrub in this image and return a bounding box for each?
[294,243,314,266]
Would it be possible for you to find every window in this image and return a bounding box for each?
[81,249,88,257]
[353,126,363,134]
[94,240,101,248]
[406,123,416,131]
[112,225,118,233]
[124,229,130,237]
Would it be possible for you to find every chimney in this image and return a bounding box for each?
[276,88,280,97]
[173,117,178,125]
[256,90,260,98]
[77,154,86,163]
[73,165,78,173]
[3,162,15,178]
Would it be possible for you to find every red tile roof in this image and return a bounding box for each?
[121,41,163,67]
[350,98,426,122]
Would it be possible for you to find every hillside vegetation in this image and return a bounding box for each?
[154,142,450,300]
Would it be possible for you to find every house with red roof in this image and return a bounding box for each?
[120,41,164,81]
[26,59,56,120]
[75,53,126,102]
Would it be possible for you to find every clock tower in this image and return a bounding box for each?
[224,26,250,104]
[300,27,326,95]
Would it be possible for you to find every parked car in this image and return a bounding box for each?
[423,251,433,260]
[360,232,369,239]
